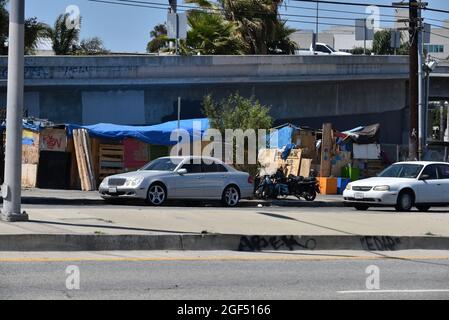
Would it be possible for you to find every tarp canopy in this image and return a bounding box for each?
[342,123,380,144]
[269,124,298,148]
[66,118,210,146]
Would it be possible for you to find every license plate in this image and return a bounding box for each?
[108,187,117,194]
[354,192,364,200]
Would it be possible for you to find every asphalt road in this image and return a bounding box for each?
[1,251,449,300]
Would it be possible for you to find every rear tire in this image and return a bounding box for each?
[303,190,317,202]
[416,205,431,212]
[395,191,414,212]
[354,204,369,211]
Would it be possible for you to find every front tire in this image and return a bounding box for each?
[222,185,240,207]
[146,183,167,206]
[395,191,414,212]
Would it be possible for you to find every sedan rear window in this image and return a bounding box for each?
[378,164,424,179]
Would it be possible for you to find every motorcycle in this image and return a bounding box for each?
[255,169,320,201]
[286,175,320,201]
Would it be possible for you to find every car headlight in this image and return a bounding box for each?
[99,179,108,189]
[124,177,144,187]
[373,185,390,191]
[345,184,352,191]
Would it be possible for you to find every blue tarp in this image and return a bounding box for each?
[66,118,210,146]
[269,125,296,148]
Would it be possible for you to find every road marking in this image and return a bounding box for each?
[338,289,449,294]
[1,255,449,263]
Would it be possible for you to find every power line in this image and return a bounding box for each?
[284,2,449,25]
[89,0,449,33]
[116,0,449,28]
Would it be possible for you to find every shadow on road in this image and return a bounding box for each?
[256,211,357,236]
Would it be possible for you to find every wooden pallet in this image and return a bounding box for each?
[99,144,124,180]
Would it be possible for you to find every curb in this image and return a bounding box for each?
[1,198,345,208]
[1,234,449,252]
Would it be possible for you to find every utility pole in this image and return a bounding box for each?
[408,0,419,160]
[169,0,179,54]
[1,0,28,222]
[417,1,425,160]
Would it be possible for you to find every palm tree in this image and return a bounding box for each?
[0,0,8,55]
[147,23,170,53]
[1,0,51,55]
[46,13,81,55]
[186,0,296,55]
[24,17,51,55]
[182,10,245,55]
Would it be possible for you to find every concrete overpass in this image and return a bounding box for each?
[0,55,436,144]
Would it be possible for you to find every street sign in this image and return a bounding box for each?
[423,23,431,44]
[390,30,401,49]
[355,19,374,41]
[167,12,187,40]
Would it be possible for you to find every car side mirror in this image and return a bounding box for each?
[419,174,430,181]
[177,168,188,175]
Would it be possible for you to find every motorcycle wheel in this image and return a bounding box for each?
[303,190,317,202]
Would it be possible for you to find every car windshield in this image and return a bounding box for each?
[140,158,182,171]
[378,164,424,179]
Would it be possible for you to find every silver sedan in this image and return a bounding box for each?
[99,156,254,207]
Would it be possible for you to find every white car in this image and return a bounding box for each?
[296,43,352,56]
[99,156,254,207]
[343,161,449,212]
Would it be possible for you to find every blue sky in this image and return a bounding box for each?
[19,0,449,53]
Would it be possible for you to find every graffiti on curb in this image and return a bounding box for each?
[238,235,316,251]
[360,236,401,251]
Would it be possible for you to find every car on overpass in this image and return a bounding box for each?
[343,161,449,212]
[296,43,352,56]
[99,156,254,207]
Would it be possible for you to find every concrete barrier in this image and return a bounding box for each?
[1,234,449,252]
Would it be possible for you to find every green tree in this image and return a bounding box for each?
[372,30,394,55]
[46,13,81,55]
[185,0,297,55]
[0,0,8,55]
[1,1,50,55]
[75,37,109,55]
[182,10,245,55]
[24,17,51,55]
[147,23,171,53]
[203,92,273,174]
[372,30,410,55]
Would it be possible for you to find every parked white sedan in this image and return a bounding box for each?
[343,161,449,212]
[99,156,254,207]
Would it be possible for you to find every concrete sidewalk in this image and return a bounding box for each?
[1,202,449,251]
